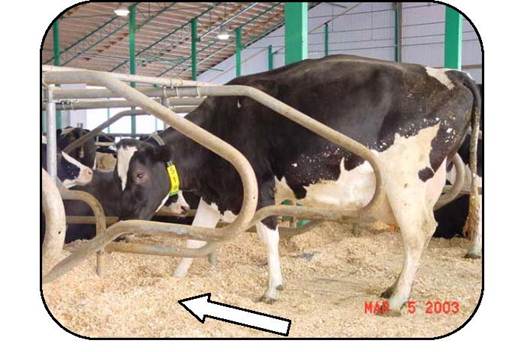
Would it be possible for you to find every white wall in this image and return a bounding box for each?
[198,2,482,84]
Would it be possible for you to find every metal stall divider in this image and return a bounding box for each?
[41,66,465,283]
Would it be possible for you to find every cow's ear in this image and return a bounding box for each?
[154,145,172,163]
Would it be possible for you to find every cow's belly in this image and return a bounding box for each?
[275,159,375,209]
[274,159,395,223]
[274,124,449,226]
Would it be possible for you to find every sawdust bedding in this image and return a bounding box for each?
[42,221,482,338]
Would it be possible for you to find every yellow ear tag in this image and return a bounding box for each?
[166,162,180,196]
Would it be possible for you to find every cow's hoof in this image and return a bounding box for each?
[380,286,395,299]
[257,295,277,304]
[276,284,284,291]
[464,252,481,259]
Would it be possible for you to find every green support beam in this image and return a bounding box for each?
[394,3,402,62]
[284,2,308,65]
[129,4,137,136]
[444,6,462,69]
[268,45,273,70]
[324,22,329,56]
[53,20,62,128]
[191,18,198,80]
[235,27,242,77]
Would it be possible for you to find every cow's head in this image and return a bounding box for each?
[58,127,97,168]
[59,151,93,188]
[115,139,172,220]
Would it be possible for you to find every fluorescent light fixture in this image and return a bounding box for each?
[114,4,129,17]
[216,29,230,41]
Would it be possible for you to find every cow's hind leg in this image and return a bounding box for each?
[384,187,437,314]
[256,222,283,303]
[173,199,220,278]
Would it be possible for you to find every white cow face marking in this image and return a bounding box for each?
[425,67,454,90]
[60,151,93,188]
[160,191,190,215]
[117,146,138,190]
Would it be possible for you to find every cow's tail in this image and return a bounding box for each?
[461,77,481,239]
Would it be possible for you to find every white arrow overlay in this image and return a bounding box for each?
[178,293,291,336]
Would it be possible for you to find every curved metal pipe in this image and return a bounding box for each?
[62,109,148,154]
[434,154,466,210]
[45,70,258,239]
[42,169,66,274]
[42,65,218,87]
[196,85,386,224]
[43,70,259,279]
[60,188,109,276]
[42,220,218,283]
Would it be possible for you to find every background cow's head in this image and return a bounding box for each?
[58,151,94,188]
[115,139,172,220]
[58,127,97,168]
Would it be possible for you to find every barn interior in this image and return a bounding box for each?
[41,2,483,338]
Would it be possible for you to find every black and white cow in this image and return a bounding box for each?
[41,136,93,188]
[58,127,97,169]
[114,55,480,313]
[63,168,191,243]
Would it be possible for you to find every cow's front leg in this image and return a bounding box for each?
[173,198,220,277]
[256,222,283,304]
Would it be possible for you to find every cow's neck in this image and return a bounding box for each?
[158,123,213,192]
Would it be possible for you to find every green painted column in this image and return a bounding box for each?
[284,2,308,65]
[267,45,273,70]
[129,4,137,136]
[235,27,242,77]
[191,18,198,80]
[394,3,402,62]
[53,20,62,128]
[444,6,462,69]
[324,22,329,56]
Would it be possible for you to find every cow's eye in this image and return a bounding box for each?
[136,172,145,179]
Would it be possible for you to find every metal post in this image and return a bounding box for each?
[46,86,58,180]
[53,20,62,128]
[394,3,402,62]
[444,6,462,69]
[106,106,110,133]
[324,22,329,56]
[267,45,273,70]
[284,2,308,64]
[191,18,198,80]
[235,27,242,77]
[129,4,137,136]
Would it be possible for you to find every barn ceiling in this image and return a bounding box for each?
[42,2,296,79]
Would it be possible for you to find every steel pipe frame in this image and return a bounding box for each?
[46,86,57,179]
[59,187,109,277]
[42,70,259,282]
[42,169,66,274]
[66,216,119,225]
[49,100,198,112]
[62,109,147,154]
[434,153,466,210]
[45,72,386,226]
[42,65,218,87]
[42,68,388,282]
[52,87,207,101]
